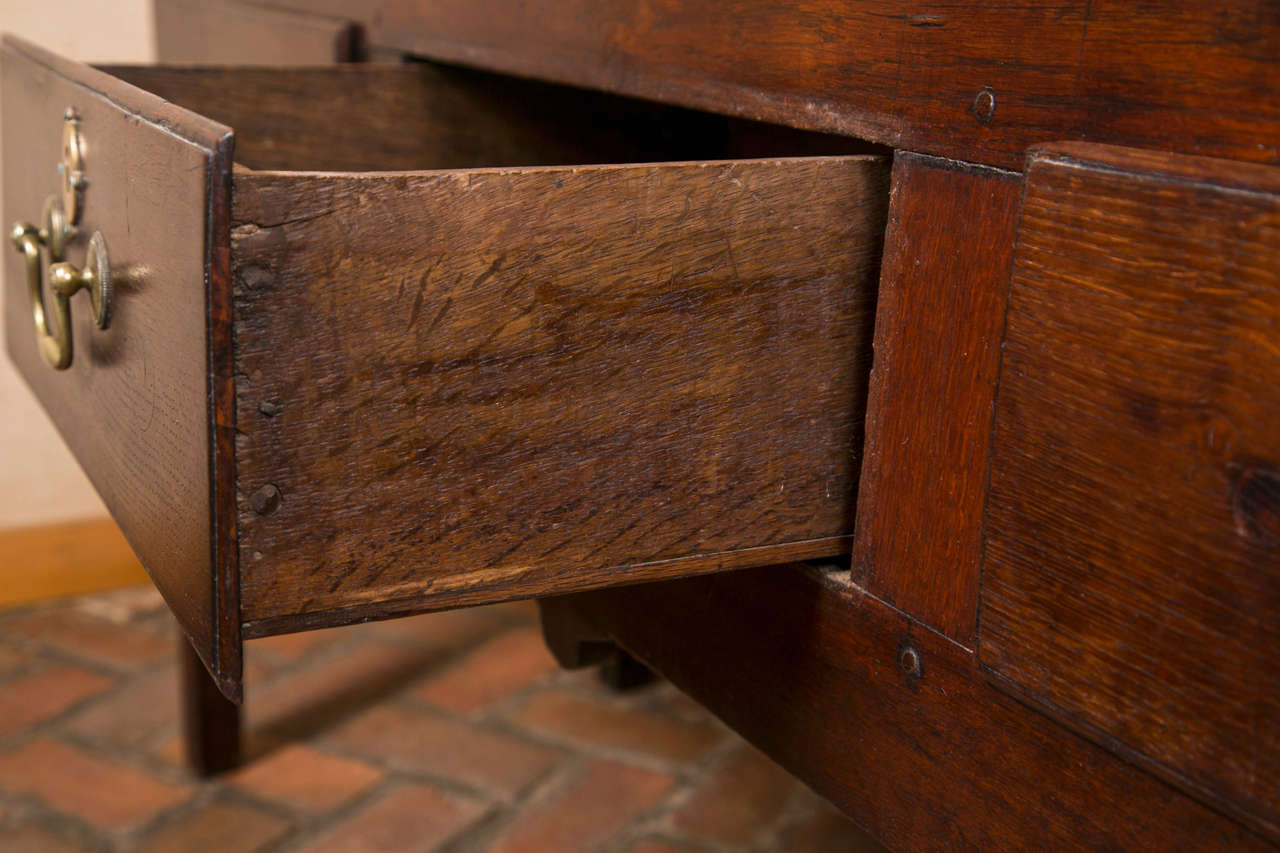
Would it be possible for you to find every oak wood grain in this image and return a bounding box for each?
[261,0,1280,170]
[231,157,888,627]
[981,143,1280,839]
[0,36,241,697]
[851,153,1019,642]
[543,563,1274,851]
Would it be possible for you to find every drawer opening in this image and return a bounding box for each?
[99,61,885,173]
[5,34,891,686]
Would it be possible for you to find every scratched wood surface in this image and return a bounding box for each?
[851,153,1019,643]
[541,564,1273,852]
[261,0,1280,170]
[981,144,1280,839]
[232,157,888,632]
[0,37,241,697]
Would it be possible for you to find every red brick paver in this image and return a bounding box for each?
[492,759,675,853]
[231,744,385,812]
[415,627,559,714]
[5,823,88,853]
[0,738,191,830]
[294,784,487,853]
[512,689,722,763]
[0,588,877,851]
[672,744,797,845]
[250,641,440,734]
[64,668,176,748]
[135,800,293,853]
[0,665,113,737]
[6,608,170,669]
[0,644,28,675]
[328,705,560,798]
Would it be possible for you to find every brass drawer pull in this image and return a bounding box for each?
[10,210,111,371]
[9,109,111,370]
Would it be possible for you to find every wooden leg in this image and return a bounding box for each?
[538,596,656,691]
[179,636,241,776]
[599,649,656,691]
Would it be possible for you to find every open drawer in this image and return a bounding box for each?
[2,36,889,698]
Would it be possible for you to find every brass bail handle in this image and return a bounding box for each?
[10,214,111,370]
[8,109,111,370]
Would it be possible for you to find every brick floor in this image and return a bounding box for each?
[0,738,192,830]
[0,644,28,676]
[414,627,559,715]
[0,665,113,738]
[490,759,675,853]
[512,690,722,764]
[230,744,386,813]
[135,800,293,853]
[672,745,798,846]
[0,585,884,851]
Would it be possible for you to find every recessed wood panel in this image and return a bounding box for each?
[981,143,1280,836]
[232,157,888,631]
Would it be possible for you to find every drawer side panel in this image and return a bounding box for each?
[233,157,888,627]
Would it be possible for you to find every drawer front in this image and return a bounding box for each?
[4,38,889,695]
[0,38,238,695]
[981,143,1280,834]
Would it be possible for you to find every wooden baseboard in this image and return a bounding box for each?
[0,518,149,610]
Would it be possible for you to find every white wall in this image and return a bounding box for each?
[0,0,155,529]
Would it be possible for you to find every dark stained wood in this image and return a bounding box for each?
[155,0,359,65]
[851,153,1019,642]
[981,143,1280,839]
[542,564,1273,851]
[538,597,655,690]
[101,64,873,174]
[179,635,241,776]
[261,0,1280,170]
[0,36,242,699]
[4,45,883,689]
[231,157,888,631]
[538,596,617,669]
[207,94,240,704]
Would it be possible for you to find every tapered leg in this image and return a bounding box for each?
[179,636,241,776]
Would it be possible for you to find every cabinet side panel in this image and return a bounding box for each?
[981,144,1280,837]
